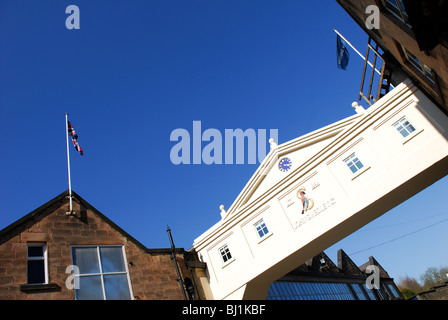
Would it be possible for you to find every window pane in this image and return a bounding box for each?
[100,247,126,273]
[386,0,398,7]
[354,159,363,170]
[400,128,410,137]
[302,283,310,294]
[292,282,301,296]
[387,284,401,298]
[405,121,416,133]
[385,0,402,17]
[72,247,100,274]
[423,65,435,82]
[261,225,268,235]
[28,246,44,257]
[347,163,355,173]
[75,275,104,300]
[267,287,275,300]
[271,283,279,296]
[27,260,45,284]
[363,284,377,300]
[406,50,422,70]
[398,0,408,15]
[104,274,132,300]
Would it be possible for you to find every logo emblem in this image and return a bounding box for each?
[297,187,314,214]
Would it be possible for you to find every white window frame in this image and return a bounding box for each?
[393,117,416,137]
[253,219,273,243]
[344,153,371,180]
[27,242,48,285]
[70,245,134,300]
[344,153,364,174]
[393,117,424,144]
[219,244,235,267]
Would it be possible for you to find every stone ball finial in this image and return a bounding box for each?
[219,205,228,219]
[269,138,278,149]
[352,101,366,114]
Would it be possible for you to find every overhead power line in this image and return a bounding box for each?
[357,212,448,232]
[349,217,448,256]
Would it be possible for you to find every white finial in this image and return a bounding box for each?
[220,205,228,219]
[269,138,278,149]
[352,101,365,114]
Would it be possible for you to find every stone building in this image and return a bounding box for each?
[0,190,205,300]
[336,0,448,113]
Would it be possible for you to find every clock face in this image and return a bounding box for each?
[278,157,292,172]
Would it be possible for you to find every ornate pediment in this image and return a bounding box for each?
[222,113,363,219]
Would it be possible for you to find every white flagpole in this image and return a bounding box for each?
[333,29,394,88]
[65,113,73,214]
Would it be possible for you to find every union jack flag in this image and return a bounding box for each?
[67,121,83,156]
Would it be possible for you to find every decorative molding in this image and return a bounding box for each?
[326,137,364,165]
[372,100,415,130]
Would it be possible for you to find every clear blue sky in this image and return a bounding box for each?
[1,0,447,284]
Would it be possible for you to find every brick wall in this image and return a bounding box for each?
[0,193,192,300]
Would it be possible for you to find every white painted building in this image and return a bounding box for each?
[192,80,448,300]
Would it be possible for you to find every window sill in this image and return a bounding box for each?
[257,232,274,244]
[402,129,424,145]
[221,257,236,269]
[20,283,61,293]
[351,166,371,181]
